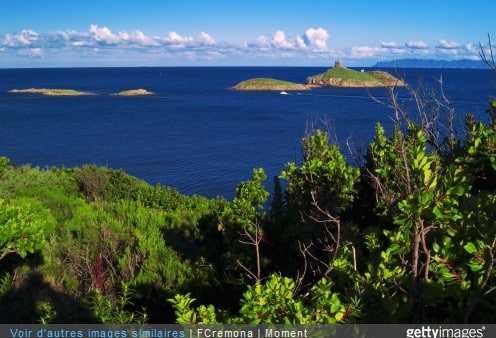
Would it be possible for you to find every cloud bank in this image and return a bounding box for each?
[0,24,481,66]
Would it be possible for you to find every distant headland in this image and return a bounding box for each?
[374,58,487,69]
[231,61,405,91]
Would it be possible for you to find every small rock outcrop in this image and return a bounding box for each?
[115,89,154,96]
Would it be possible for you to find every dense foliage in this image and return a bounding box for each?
[1,77,495,324]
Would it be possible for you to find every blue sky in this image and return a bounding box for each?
[0,0,494,67]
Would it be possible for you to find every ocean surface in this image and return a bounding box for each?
[0,67,494,199]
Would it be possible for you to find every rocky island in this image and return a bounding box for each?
[306,61,406,88]
[114,88,154,96]
[230,78,309,91]
[8,88,94,96]
[231,62,406,92]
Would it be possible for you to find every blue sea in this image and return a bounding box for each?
[0,67,494,199]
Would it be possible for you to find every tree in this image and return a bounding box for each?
[0,197,50,261]
[219,168,269,283]
[281,130,360,286]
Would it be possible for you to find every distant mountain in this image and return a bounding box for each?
[374,59,487,69]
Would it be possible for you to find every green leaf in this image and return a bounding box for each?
[467,262,483,272]
[463,242,477,254]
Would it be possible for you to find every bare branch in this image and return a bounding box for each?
[237,220,264,282]
[479,33,496,71]
[237,259,258,281]
[0,248,18,261]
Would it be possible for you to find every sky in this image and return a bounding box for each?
[0,0,494,67]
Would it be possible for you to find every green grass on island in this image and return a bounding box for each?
[315,67,381,82]
[114,88,154,96]
[231,78,309,91]
[307,62,406,87]
[8,88,94,96]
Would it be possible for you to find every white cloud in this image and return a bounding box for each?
[296,36,307,49]
[165,31,194,44]
[18,47,42,57]
[3,24,483,66]
[90,24,120,44]
[406,40,428,49]
[249,28,329,52]
[199,32,216,45]
[119,32,130,40]
[2,29,38,46]
[71,41,88,47]
[272,30,294,49]
[2,35,16,47]
[252,35,271,50]
[437,39,460,49]
[17,30,38,45]
[464,43,480,57]
[303,28,329,51]
[129,30,159,46]
[380,41,400,48]
[52,30,70,42]
[1,25,333,65]
[438,49,459,55]
[350,46,377,58]
[49,30,89,47]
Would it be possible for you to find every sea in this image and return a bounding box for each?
[0,67,494,200]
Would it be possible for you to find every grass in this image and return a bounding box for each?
[9,88,94,96]
[308,67,405,87]
[315,68,379,82]
[232,78,308,90]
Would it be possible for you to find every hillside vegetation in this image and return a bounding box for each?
[306,64,406,87]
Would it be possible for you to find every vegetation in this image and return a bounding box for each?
[9,88,94,96]
[230,78,309,91]
[306,65,406,87]
[2,95,496,323]
[1,46,495,324]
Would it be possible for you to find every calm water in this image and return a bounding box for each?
[0,67,494,199]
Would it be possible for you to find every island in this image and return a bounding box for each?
[306,61,406,88]
[114,88,154,96]
[230,78,310,91]
[8,88,94,96]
